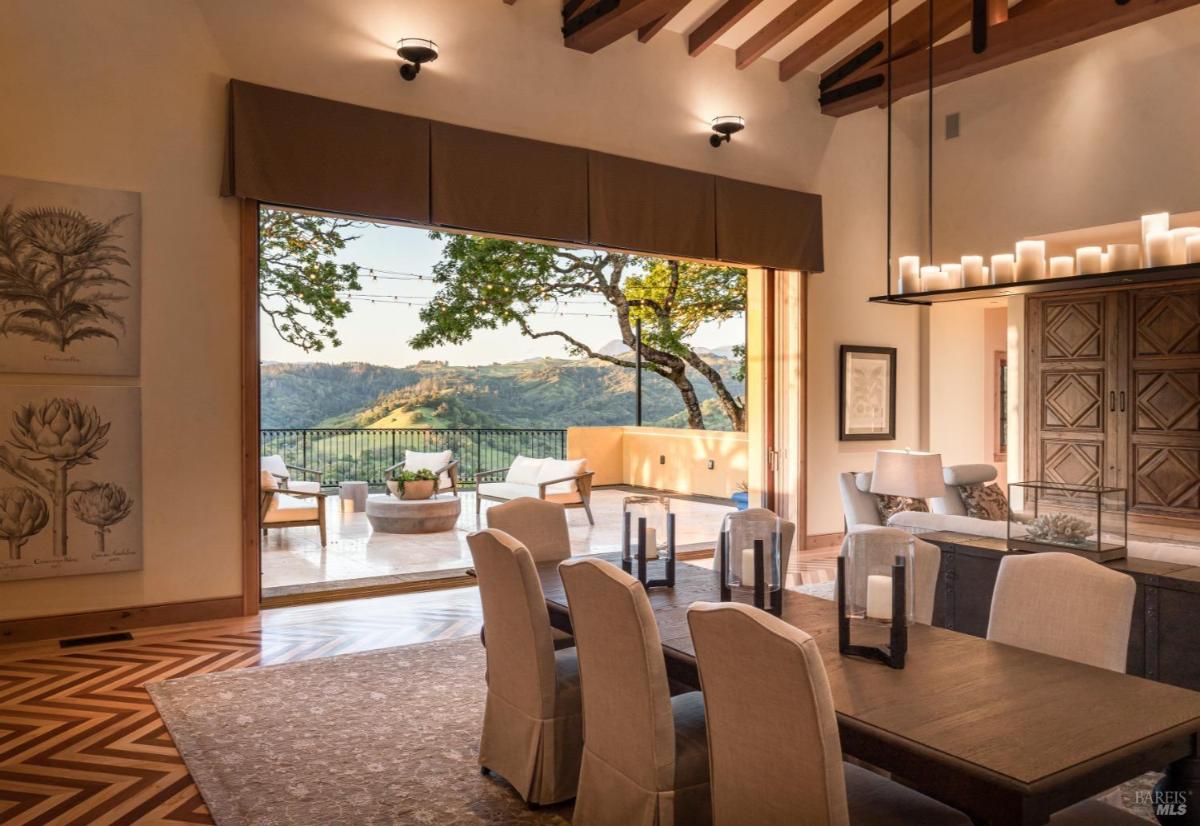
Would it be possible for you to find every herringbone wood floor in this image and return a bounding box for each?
[0,552,838,825]
[0,588,485,825]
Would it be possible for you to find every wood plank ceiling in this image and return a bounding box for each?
[528,0,1200,116]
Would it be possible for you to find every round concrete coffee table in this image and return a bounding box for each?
[365,493,461,534]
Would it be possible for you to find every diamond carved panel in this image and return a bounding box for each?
[1136,370,1200,433]
[1135,292,1200,357]
[1043,300,1104,360]
[1041,440,1102,488]
[1135,445,1200,511]
[1042,371,1103,430]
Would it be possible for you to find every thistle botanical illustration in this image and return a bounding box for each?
[0,487,49,560]
[71,482,133,554]
[0,398,111,557]
[0,204,131,351]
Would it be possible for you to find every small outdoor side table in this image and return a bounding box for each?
[339,480,369,513]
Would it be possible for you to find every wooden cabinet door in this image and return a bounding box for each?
[1127,285,1200,519]
[1026,293,1125,490]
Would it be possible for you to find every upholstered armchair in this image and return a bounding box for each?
[383,449,459,497]
[474,456,594,524]
[259,470,329,546]
[260,454,323,494]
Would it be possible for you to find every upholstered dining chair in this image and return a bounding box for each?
[467,529,583,807]
[559,557,711,826]
[839,527,941,624]
[687,601,970,826]
[486,497,571,562]
[988,551,1137,672]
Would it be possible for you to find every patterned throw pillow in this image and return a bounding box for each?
[874,495,929,523]
[960,483,1009,521]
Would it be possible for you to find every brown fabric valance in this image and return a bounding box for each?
[223,80,823,271]
[716,177,823,271]
[223,81,430,223]
[587,153,716,262]
[431,123,588,244]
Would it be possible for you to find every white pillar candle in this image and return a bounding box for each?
[1147,230,1174,267]
[1170,228,1200,265]
[941,263,963,289]
[740,547,759,585]
[982,266,990,283]
[1049,256,1074,278]
[961,255,985,287]
[642,526,658,559]
[1015,240,1046,281]
[897,256,921,294]
[991,254,1016,284]
[921,266,947,291]
[1075,247,1103,275]
[1100,252,1110,273]
[866,575,893,620]
[1188,235,1200,265]
[1143,212,1171,263]
[1107,244,1140,271]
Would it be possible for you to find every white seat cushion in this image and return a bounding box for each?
[478,482,539,502]
[537,458,587,495]
[263,493,319,523]
[285,480,321,494]
[505,455,545,485]
[405,449,453,486]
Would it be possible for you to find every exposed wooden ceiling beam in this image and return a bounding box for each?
[735,0,838,69]
[688,0,766,56]
[819,0,971,87]
[564,0,683,52]
[638,0,690,42]
[820,0,1200,117]
[778,0,895,81]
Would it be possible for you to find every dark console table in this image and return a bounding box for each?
[924,532,1200,691]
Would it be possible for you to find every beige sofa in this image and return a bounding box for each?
[475,455,595,524]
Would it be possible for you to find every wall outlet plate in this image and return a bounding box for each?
[707,459,715,470]
[659,455,666,465]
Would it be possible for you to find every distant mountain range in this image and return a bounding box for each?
[260,353,744,432]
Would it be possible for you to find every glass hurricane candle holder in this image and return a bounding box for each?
[621,495,675,588]
[837,531,916,669]
[718,510,783,615]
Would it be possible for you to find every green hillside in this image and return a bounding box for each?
[261,355,744,432]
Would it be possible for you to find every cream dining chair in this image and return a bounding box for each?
[467,529,583,807]
[486,497,571,562]
[687,601,970,826]
[559,557,711,826]
[987,551,1136,672]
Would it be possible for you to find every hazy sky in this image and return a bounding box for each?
[259,221,745,367]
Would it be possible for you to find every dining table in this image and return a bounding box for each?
[536,554,1200,826]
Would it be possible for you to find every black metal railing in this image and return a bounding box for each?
[259,427,568,487]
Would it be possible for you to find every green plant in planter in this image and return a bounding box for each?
[388,467,438,498]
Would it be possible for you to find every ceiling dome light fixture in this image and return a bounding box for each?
[709,115,745,148]
[397,38,438,81]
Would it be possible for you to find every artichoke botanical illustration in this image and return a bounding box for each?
[0,204,131,351]
[0,398,112,557]
[0,487,49,560]
[71,482,134,554]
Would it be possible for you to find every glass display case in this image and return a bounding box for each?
[1007,482,1127,562]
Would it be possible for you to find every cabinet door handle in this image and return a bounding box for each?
[1120,391,1126,412]
[1109,391,1115,411]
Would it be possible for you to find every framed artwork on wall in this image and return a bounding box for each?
[0,175,141,376]
[839,345,896,441]
[0,385,142,582]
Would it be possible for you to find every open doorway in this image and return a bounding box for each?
[255,206,753,604]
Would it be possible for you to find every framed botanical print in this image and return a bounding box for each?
[839,345,896,441]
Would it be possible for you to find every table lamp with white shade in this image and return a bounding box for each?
[869,449,945,500]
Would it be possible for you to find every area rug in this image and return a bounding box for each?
[150,621,1157,824]
[148,637,569,825]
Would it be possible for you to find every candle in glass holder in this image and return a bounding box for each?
[1015,240,1046,281]
[1108,244,1141,271]
[1188,235,1200,265]
[1170,228,1200,265]
[897,256,921,294]
[1076,247,1103,275]
[921,266,948,291]
[1147,230,1174,267]
[1049,256,1074,278]
[962,255,985,287]
[941,263,963,289]
[991,254,1016,284]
